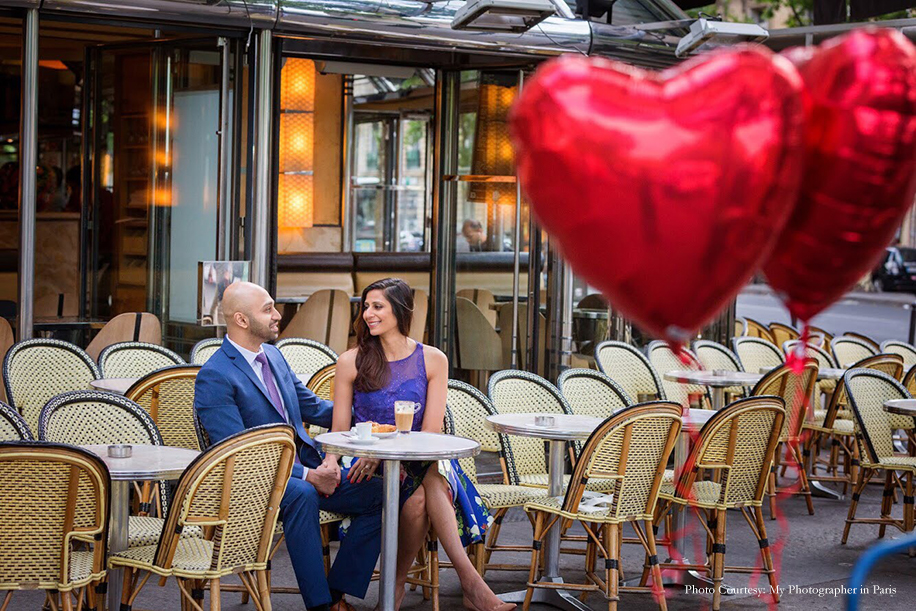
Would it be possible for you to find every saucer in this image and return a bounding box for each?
[374,431,399,439]
[347,436,379,445]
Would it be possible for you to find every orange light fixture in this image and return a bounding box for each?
[278,58,316,228]
[468,72,518,206]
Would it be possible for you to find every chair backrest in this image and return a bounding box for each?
[455,297,503,372]
[672,396,785,507]
[783,340,837,370]
[594,341,666,402]
[496,302,547,373]
[457,288,497,328]
[744,317,775,343]
[694,340,743,372]
[488,370,572,483]
[190,338,223,365]
[98,341,185,379]
[306,364,336,402]
[149,425,294,575]
[844,369,911,464]
[0,442,108,591]
[557,368,632,419]
[731,336,784,374]
[279,289,351,355]
[832,336,878,367]
[0,317,13,404]
[647,341,710,409]
[734,316,747,338]
[0,400,33,441]
[808,325,833,353]
[85,312,161,361]
[125,365,202,451]
[880,340,916,369]
[3,339,100,434]
[445,380,506,483]
[820,354,906,429]
[561,403,681,521]
[843,332,880,352]
[750,359,818,441]
[408,289,429,343]
[276,338,338,383]
[769,322,799,348]
[576,293,607,310]
[904,363,916,397]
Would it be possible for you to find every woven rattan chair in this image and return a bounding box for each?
[445,381,549,577]
[99,341,185,379]
[750,360,818,517]
[656,397,785,611]
[0,442,109,611]
[125,365,202,451]
[595,341,666,403]
[647,341,711,410]
[303,364,336,438]
[809,325,834,353]
[694,340,747,400]
[0,317,12,404]
[557,368,632,419]
[842,369,916,545]
[881,340,916,369]
[522,403,681,611]
[744,317,775,343]
[905,363,916,396]
[37,390,204,551]
[276,337,337,384]
[784,339,840,405]
[769,322,799,348]
[0,400,32,441]
[734,316,747,337]
[110,424,295,611]
[731,336,784,375]
[2,339,100,435]
[190,338,223,365]
[844,332,880,352]
[833,336,878,368]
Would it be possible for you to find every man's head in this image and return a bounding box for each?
[222,282,281,348]
[461,219,484,246]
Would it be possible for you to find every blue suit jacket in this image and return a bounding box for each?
[194,339,333,479]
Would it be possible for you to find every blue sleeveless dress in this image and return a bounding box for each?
[350,343,492,546]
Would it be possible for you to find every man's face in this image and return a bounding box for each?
[245,295,281,342]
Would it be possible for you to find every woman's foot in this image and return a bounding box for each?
[462,590,516,611]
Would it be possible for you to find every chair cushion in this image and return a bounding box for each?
[517,473,617,493]
[876,456,916,471]
[319,510,346,525]
[523,493,642,523]
[69,550,101,586]
[476,483,550,509]
[658,480,726,508]
[111,538,215,573]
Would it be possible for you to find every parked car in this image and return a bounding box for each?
[872,246,916,292]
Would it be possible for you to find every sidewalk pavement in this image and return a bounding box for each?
[741,283,916,308]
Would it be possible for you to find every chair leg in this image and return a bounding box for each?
[210,579,221,611]
[606,523,619,611]
[905,471,915,556]
[767,461,777,520]
[429,532,440,611]
[754,507,779,603]
[484,508,508,568]
[321,525,332,575]
[843,468,870,544]
[256,570,272,611]
[523,512,544,611]
[643,520,666,611]
[879,470,894,539]
[711,509,727,611]
[791,442,815,516]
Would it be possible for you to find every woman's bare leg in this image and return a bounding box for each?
[421,469,514,611]
[394,485,429,609]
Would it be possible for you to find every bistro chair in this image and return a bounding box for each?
[750,359,818,517]
[0,317,12,404]
[98,341,185,379]
[734,316,747,337]
[456,297,503,387]
[595,341,666,403]
[522,403,682,611]
[279,288,351,355]
[85,311,161,361]
[304,364,336,438]
[731,336,784,376]
[2,338,100,435]
[0,442,109,611]
[190,337,223,365]
[744,317,776,344]
[276,337,337,384]
[457,288,498,328]
[843,332,881,352]
[769,321,800,348]
[110,424,296,611]
[833,336,878,368]
[126,364,202,451]
[0,400,32,441]
[444,381,549,577]
[647,341,711,409]
[905,363,916,396]
[809,325,834,353]
[693,340,747,400]
[880,340,916,369]
[842,369,916,545]
[557,368,632,419]
[784,339,840,405]
[408,289,429,343]
[655,397,785,611]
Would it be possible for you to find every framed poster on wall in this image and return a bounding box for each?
[198,261,250,326]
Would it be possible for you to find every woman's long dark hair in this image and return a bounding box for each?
[354,277,415,392]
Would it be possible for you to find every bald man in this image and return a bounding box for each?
[194,282,382,611]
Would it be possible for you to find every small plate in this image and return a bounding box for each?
[347,436,379,445]
[373,431,399,439]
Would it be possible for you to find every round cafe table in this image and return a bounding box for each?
[818,367,846,381]
[884,399,916,416]
[89,377,138,395]
[80,444,199,611]
[664,370,763,411]
[316,431,480,611]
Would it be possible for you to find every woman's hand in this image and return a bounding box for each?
[348,457,381,484]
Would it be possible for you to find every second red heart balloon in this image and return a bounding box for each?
[764,28,916,322]
[510,48,806,343]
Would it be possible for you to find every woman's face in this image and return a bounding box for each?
[363,289,398,336]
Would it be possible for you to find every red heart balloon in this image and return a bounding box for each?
[510,49,806,342]
[764,28,916,322]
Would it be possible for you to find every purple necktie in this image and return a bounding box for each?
[255,352,287,423]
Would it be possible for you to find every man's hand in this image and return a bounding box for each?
[307,461,341,496]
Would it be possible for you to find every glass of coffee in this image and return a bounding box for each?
[394,401,420,434]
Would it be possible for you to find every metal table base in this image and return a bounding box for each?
[380,460,401,611]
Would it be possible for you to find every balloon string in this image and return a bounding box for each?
[785,323,810,374]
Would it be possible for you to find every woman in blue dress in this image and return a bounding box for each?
[323,278,514,611]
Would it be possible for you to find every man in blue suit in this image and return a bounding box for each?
[195,282,382,611]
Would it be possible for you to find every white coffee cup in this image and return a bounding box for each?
[355,422,373,440]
